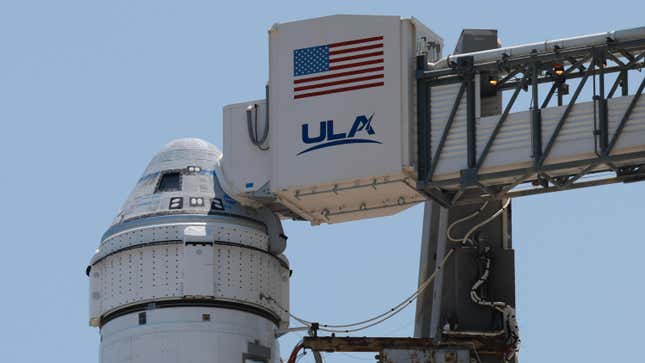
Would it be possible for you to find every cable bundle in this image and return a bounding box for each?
[448,198,520,361]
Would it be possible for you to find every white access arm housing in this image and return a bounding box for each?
[222,15,645,224]
[223,15,441,224]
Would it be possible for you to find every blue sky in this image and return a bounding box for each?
[1,1,644,362]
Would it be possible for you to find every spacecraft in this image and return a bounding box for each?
[88,139,289,363]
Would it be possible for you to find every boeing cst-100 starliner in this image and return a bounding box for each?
[87,139,290,363]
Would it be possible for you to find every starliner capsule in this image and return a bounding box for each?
[87,138,290,363]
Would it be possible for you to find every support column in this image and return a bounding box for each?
[414,197,516,363]
[414,200,449,338]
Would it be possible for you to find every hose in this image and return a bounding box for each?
[261,248,455,334]
[455,198,519,361]
[469,247,520,361]
[446,201,489,243]
[278,198,517,358]
[286,341,304,363]
[460,198,510,247]
[246,103,269,150]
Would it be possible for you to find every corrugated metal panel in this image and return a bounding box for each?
[542,102,596,165]
[433,94,645,179]
[486,111,532,155]
[609,95,645,154]
[478,110,532,174]
[430,83,467,176]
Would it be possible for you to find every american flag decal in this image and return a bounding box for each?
[293,35,384,99]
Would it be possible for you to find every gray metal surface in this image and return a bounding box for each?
[302,336,504,362]
[413,198,515,363]
[416,29,645,207]
[432,26,645,68]
[454,29,498,54]
[414,201,440,338]
[414,201,449,339]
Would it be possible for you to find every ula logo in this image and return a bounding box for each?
[297,114,381,155]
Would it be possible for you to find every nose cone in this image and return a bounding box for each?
[109,138,245,228]
[89,138,291,362]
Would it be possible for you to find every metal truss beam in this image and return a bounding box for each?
[416,37,645,206]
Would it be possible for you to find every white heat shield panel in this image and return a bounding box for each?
[183,243,214,297]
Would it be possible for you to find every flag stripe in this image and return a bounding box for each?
[328,58,384,71]
[328,36,384,48]
[330,51,384,63]
[329,43,383,56]
[294,82,385,99]
[294,74,384,92]
[293,66,384,84]
[293,35,385,99]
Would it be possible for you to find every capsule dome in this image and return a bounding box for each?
[111,138,252,227]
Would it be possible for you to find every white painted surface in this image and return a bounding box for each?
[100,308,279,363]
[222,100,272,195]
[90,138,289,363]
[223,15,443,224]
[90,221,289,326]
[183,243,215,297]
[269,15,406,190]
[221,17,645,224]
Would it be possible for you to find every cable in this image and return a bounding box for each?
[469,248,520,361]
[246,103,270,150]
[280,199,515,359]
[459,198,510,246]
[261,248,455,334]
[446,201,489,243]
[457,198,519,361]
[313,249,452,332]
[287,341,304,363]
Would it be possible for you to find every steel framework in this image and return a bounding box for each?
[416,37,645,206]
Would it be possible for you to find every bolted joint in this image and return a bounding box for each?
[459,168,479,187]
[592,46,608,68]
[416,54,428,71]
[455,56,475,78]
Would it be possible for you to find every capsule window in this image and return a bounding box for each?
[138,312,147,325]
[156,172,182,193]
